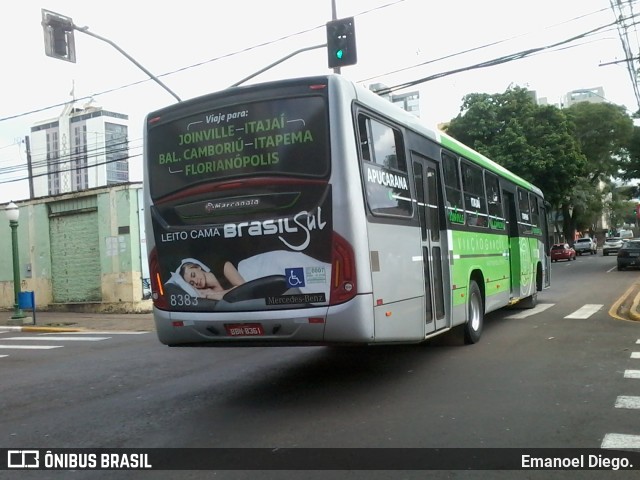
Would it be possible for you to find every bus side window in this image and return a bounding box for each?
[530,193,539,227]
[358,116,373,162]
[358,114,411,218]
[442,152,464,220]
[485,172,504,229]
[358,115,406,171]
[517,188,531,224]
[461,161,487,227]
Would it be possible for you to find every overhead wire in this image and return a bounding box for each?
[359,4,614,84]
[0,1,632,186]
[0,0,408,124]
[0,138,140,183]
[609,0,640,108]
[374,17,636,95]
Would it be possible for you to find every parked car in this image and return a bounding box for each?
[603,237,624,256]
[573,237,597,255]
[617,239,640,270]
[619,229,634,240]
[551,243,576,262]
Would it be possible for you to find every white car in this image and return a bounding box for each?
[603,237,624,256]
[574,237,597,255]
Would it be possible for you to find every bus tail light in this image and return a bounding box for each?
[330,232,357,305]
[149,247,169,309]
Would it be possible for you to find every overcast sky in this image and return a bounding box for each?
[1,0,637,203]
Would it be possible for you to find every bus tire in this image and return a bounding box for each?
[464,280,483,345]
[518,292,537,309]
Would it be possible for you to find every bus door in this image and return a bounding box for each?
[503,189,519,297]
[412,154,447,334]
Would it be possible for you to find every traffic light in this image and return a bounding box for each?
[42,9,76,63]
[326,17,357,69]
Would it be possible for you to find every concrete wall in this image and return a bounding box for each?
[0,183,151,313]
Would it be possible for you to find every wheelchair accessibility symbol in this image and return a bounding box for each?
[285,268,305,288]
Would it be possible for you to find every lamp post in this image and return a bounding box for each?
[5,202,24,320]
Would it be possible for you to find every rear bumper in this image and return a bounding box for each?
[618,257,640,268]
[153,293,375,346]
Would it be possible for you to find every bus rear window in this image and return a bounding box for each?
[146,96,329,199]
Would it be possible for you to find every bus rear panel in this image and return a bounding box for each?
[144,77,373,346]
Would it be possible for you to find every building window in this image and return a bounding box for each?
[47,130,61,195]
[105,123,129,184]
[72,124,88,191]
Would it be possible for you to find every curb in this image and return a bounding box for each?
[629,290,640,322]
[0,325,85,333]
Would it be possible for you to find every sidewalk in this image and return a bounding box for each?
[0,311,155,332]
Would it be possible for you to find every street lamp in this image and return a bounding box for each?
[5,202,24,320]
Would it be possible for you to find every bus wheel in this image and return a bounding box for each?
[518,292,537,309]
[464,280,483,345]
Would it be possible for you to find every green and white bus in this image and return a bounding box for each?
[143,74,550,347]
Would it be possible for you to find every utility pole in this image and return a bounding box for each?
[331,0,340,74]
[25,136,34,200]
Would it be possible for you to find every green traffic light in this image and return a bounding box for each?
[336,49,344,59]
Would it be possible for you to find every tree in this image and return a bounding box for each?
[564,102,633,236]
[565,102,633,183]
[445,88,635,240]
[445,87,585,210]
[621,125,640,180]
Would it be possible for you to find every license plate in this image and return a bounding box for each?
[225,323,264,336]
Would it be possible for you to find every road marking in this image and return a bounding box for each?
[601,433,640,449]
[2,336,110,342]
[0,355,8,358]
[632,352,640,359]
[504,303,554,319]
[564,304,603,319]
[615,395,640,409]
[0,345,62,350]
[624,370,640,379]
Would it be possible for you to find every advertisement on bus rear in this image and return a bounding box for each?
[145,89,335,312]
[152,193,333,312]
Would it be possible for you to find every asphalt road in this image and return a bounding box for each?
[1,252,639,479]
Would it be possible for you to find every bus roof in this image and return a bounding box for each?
[148,74,543,198]
[346,76,543,197]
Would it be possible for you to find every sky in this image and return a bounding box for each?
[1,0,639,203]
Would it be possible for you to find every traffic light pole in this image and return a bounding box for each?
[331,0,340,74]
[42,10,181,103]
[75,26,181,102]
[229,44,326,88]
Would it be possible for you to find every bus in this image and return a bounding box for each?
[143,74,550,347]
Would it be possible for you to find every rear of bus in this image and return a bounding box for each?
[143,76,373,346]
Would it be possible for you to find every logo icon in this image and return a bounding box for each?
[8,450,39,468]
[285,268,305,288]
